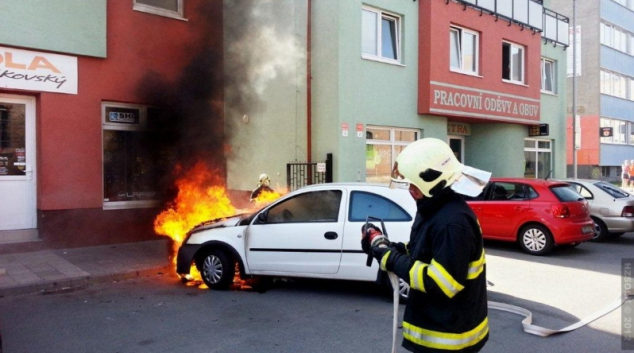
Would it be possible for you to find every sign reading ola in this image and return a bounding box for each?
[0,46,78,95]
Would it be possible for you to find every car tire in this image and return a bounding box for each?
[518,224,554,255]
[197,250,235,290]
[591,217,610,242]
[609,232,625,238]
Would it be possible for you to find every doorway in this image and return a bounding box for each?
[0,94,37,243]
[448,135,465,163]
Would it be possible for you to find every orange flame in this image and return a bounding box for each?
[154,161,284,288]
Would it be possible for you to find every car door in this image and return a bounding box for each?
[245,188,345,275]
[476,182,531,240]
[339,189,414,281]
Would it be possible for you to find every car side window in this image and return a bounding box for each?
[569,183,593,199]
[266,190,342,223]
[348,191,412,222]
[487,182,534,201]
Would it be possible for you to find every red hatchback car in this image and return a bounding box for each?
[464,178,595,255]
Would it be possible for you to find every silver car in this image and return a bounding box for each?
[563,179,634,241]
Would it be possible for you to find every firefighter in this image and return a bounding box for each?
[250,173,274,202]
[362,138,490,353]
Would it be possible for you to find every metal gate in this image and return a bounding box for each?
[286,153,333,191]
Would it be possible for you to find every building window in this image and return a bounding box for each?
[541,58,556,93]
[600,22,630,53]
[362,7,402,64]
[502,42,524,83]
[524,139,552,179]
[600,70,628,99]
[366,127,418,184]
[450,26,479,74]
[133,0,185,20]
[600,117,627,144]
[102,102,168,210]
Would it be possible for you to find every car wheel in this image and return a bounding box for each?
[383,274,409,303]
[518,224,554,255]
[397,278,409,303]
[197,250,234,290]
[591,217,610,242]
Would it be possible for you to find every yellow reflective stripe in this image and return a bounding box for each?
[380,250,392,271]
[403,317,489,350]
[467,250,486,280]
[409,261,429,292]
[427,259,464,298]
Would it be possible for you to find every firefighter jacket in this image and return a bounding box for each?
[379,188,489,353]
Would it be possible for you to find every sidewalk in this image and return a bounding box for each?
[0,238,173,297]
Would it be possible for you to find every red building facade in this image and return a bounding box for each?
[0,1,223,248]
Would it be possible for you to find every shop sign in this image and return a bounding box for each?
[528,124,549,137]
[600,127,613,137]
[429,82,540,123]
[447,122,471,136]
[105,107,140,125]
[0,46,78,95]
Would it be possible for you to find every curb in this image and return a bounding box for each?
[0,265,173,298]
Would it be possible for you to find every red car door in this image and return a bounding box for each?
[476,182,530,240]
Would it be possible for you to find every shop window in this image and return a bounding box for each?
[134,0,184,20]
[362,6,402,64]
[502,42,524,84]
[541,58,556,93]
[102,103,169,210]
[450,26,479,74]
[524,139,552,179]
[366,126,418,184]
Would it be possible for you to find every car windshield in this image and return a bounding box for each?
[594,181,630,198]
[550,185,584,202]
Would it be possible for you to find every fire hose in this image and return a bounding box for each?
[364,217,634,352]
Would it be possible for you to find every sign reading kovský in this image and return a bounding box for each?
[0,46,78,95]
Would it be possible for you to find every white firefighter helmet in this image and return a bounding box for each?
[391,138,463,198]
[259,173,271,186]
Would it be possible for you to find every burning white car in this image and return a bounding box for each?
[176,183,416,297]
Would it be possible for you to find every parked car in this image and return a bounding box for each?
[464,178,595,255]
[561,179,634,241]
[176,183,416,298]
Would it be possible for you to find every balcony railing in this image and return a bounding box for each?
[453,0,569,47]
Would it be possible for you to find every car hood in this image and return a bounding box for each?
[190,214,249,233]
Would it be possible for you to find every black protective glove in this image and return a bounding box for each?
[389,241,408,255]
[370,245,400,271]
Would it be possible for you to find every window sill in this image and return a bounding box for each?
[540,90,558,96]
[103,200,161,210]
[449,69,482,78]
[502,79,528,87]
[361,55,405,67]
[133,5,188,21]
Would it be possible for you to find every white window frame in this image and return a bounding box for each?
[133,0,186,21]
[600,70,630,100]
[361,6,402,65]
[502,41,525,84]
[600,117,628,144]
[365,126,419,184]
[450,26,479,75]
[524,139,552,179]
[541,58,556,94]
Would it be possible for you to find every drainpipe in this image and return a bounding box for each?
[307,0,312,163]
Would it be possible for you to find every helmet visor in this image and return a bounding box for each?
[389,162,410,190]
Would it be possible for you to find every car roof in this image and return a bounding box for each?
[490,177,570,187]
[296,182,392,190]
